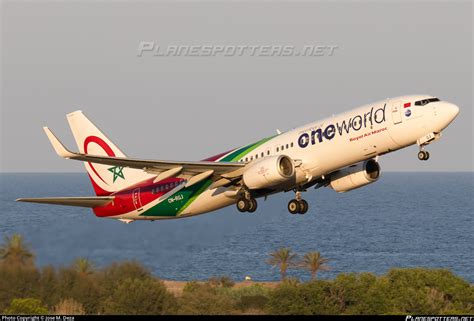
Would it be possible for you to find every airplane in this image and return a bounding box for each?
[17,95,459,223]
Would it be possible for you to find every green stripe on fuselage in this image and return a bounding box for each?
[139,179,211,217]
[140,135,276,217]
[219,135,276,162]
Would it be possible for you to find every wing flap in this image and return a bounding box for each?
[16,197,114,208]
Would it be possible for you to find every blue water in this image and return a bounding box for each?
[0,173,472,282]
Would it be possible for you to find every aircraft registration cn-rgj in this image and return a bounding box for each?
[17,95,459,223]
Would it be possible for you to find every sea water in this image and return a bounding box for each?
[0,172,472,282]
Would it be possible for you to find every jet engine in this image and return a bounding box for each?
[329,159,381,193]
[242,155,295,190]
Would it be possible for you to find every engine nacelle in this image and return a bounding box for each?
[329,159,381,193]
[243,155,295,190]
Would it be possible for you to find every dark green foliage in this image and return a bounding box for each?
[0,235,473,315]
[101,278,177,315]
[384,268,474,314]
[326,273,389,314]
[266,279,337,315]
[98,260,152,288]
[178,282,236,315]
[219,284,271,313]
[55,266,101,314]
[238,295,268,312]
[0,240,171,315]
[266,270,474,315]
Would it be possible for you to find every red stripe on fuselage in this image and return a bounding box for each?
[92,144,235,217]
[92,177,186,217]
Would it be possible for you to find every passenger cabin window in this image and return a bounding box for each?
[415,98,440,106]
[286,144,289,149]
[290,142,294,148]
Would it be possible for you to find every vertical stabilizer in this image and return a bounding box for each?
[66,111,153,195]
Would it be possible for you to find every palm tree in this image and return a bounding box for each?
[266,247,297,280]
[0,234,35,266]
[298,251,330,280]
[73,257,94,276]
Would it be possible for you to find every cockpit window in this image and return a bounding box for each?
[414,98,440,106]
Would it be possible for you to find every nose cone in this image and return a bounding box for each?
[444,103,460,123]
[430,101,460,132]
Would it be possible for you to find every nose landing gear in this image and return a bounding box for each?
[418,150,430,161]
[416,132,440,161]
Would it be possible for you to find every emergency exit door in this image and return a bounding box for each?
[391,101,402,124]
[132,188,143,211]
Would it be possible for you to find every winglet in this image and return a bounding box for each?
[43,127,76,158]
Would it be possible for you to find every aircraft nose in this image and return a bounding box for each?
[445,103,460,121]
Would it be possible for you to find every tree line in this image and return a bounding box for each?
[0,234,472,315]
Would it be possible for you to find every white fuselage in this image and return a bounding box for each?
[21,95,458,221]
[179,95,459,218]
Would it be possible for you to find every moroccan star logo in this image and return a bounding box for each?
[108,166,125,183]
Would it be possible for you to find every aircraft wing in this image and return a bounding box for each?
[16,196,114,207]
[44,127,246,188]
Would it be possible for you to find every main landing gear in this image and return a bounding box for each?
[236,190,257,213]
[236,189,310,215]
[236,198,257,213]
[288,191,309,215]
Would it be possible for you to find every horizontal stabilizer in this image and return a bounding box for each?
[16,196,114,208]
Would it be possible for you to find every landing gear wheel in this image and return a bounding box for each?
[247,198,258,213]
[288,199,300,214]
[237,199,249,212]
[298,200,309,214]
[418,151,429,161]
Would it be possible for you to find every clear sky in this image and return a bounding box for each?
[1,0,472,172]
